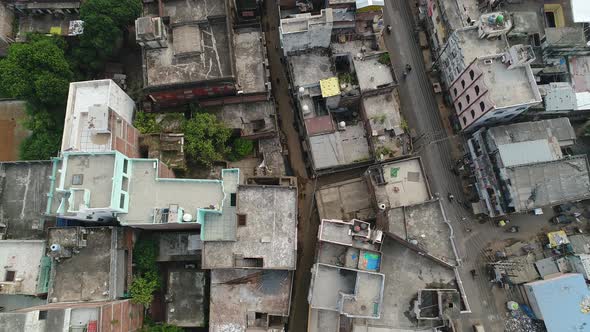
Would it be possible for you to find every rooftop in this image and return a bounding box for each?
[0,161,55,240]
[61,80,135,154]
[202,182,298,270]
[316,178,374,221]
[475,57,540,108]
[352,54,394,92]
[0,100,27,161]
[209,269,292,332]
[47,227,125,303]
[143,0,233,88]
[234,28,268,94]
[0,240,46,295]
[309,263,385,319]
[366,157,431,209]
[497,139,561,167]
[157,232,201,261]
[485,118,576,148]
[208,100,276,138]
[166,269,205,327]
[318,219,382,252]
[289,51,335,87]
[544,27,587,46]
[383,200,456,265]
[505,155,590,212]
[525,273,590,332]
[309,123,371,170]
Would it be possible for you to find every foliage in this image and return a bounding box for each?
[19,107,62,160]
[183,113,232,166]
[75,0,142,73]
[134,111,162,134]
[378,52,391,65]
[133,237,159,275]
[0,37,72,107]
[228,138,254,161]
[130,274,158,307]
[140,322,184,332]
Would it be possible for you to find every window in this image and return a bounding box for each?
[38,311,47,320]
[4,271,15,282]
[470,110,475,118]
[120,194,125,209]
[230,193,237,207]
[466,95,471,103]
[458,102,463,110]
[475,85,480,95]
[462,117,467,125]
[238,214,247,226]
[479,101,485,112]
[453,88,457,96]
[461,80,465,88]
[123,159,128,174]
[469,70,474,80]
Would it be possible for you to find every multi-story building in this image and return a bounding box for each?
[467,118,590,217]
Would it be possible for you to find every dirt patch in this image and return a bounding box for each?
[0,100,29,161]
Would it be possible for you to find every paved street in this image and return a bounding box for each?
[382,0,507,331]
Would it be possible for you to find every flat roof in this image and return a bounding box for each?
[209,100,276,137]
[485,118,576,148]
[62,80,135,153]
[385,200,456,265]
[367,157,431,209]
[497,139,560,167]
[353,55,394,92]
[202,184,298,269]
[234,28,268,94]
[157,232,201,261]
[318,219,381,251]
[289,52,335,87]
[572,0,590,23]
[316,178,374,221]
[570,56,590,93]
[309,123,371,170]
[453,27,506,63]
[506,155,590,212]
[0,161,54,239]
[477,57,539,108]
[59,154,116,210]
[143,0,232,88]
[0,240,46,295]
[123,158,225,225]
[166,269,206,327]
[309,263,384,318]
[48,227,120,303]
[209,269,292,331]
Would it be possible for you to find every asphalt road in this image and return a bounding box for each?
[381,0,507,331]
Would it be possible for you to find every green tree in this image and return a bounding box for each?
[75,0,142,73]
[19,108,62,160]
[134,111,161,134]
[133,238,159,275]
[228,138,254,161]
[130,274,158,307]
[0,37,72,107]
[183,113,231,166]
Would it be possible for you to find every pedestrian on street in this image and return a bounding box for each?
[448,192,455,202]
[405,64,412,72]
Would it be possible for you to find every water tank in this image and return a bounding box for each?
[50,244,61,252]
[488,15,496,25]
[298,86,305,94]
[338,121,346,130]
[183,213,193,222]
[496,14,504,25]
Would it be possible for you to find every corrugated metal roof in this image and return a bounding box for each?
[525,274,590,331]
[497,139,557,167]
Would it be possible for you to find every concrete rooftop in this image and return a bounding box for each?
[166,269,205,327]
[234,28,268,94]
[316,178,374,221]
[485,118,576,148]
[353,55,394,92]
[0,240,46,295]
[202,184,297,270]
[48,227,121,303]
[143,0,232,88]
[0,161,54,239]
[289,51,335,87]
[209,269,292,332]
[209,100,276,137]
[59,154,116,210]
[367,158,431,209]
[477,58,539,108]
[309,123,371,170]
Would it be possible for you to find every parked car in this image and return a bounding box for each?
[553,214,576,224]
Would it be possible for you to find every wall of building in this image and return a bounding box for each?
[110,112,140,159]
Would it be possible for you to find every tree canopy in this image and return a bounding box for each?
[0,37,72,107]
[183,113,232,166]
[19,108,63,160]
